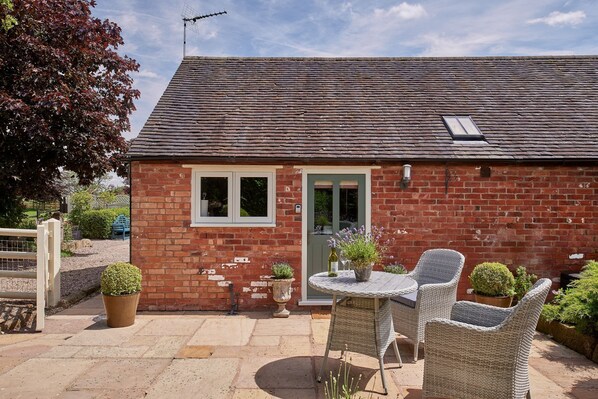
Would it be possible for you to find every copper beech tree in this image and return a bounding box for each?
[0,0,139,225]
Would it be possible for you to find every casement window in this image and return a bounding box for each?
[191,168,276,226]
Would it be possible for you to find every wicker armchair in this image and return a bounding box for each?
[390,248,465,361]
[423,278,552,399]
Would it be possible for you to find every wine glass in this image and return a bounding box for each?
[339,253,348,271]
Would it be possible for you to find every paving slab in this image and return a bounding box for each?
[57,389,148,399]
[232,388,273,398]
[57,295,105,316]
[70,358,171,391]
[253,317,311,336]
[122,334,160,347]
[0,357,25,375]
[311,319,330,345]
[143,336,189,358]
[73,345,150,358]
[188,318,256,346]
[0,333,37,345]
[280,335,312,356]
[39,345,84,358]
[250,335,280,346]
[528,365,571,398]
[43,317,97,334]
[0,358,96,398]
[64,319,149,346]
[0,342,55,358]
[236,356,315,389]
[529,356,598,392]
[136,318,204,336]
[145,358,238,399]
[175,345,214,359]
[270,389,319,399]
[530,332,586,359]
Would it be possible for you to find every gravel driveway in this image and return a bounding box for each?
[1,239,129,332]
[60,239,130,301]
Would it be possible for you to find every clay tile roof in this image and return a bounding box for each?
[129,56,598,162]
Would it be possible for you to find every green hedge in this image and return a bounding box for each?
[79,207,130,239]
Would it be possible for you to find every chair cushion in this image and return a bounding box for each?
[391,290,418,308]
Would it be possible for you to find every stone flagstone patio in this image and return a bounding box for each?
[0,294,596,398]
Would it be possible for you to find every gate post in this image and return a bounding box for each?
[36,224,47,331]
[45,219,61,307]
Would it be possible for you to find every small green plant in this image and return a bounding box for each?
[469,262,515,297]
[69,191,93,225]
[272,262,294,279]
[542,260,598,336]
[61,249,73,258]
[101,262,142,296]
[324,348,362,399]
[383,263,407,274]
[62,221,74,242]
[513,266,537,301]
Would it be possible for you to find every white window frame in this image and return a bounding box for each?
[235,172,274,224]
[187,165,279,227]
[194,171,233,224]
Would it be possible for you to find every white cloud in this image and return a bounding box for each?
[374,2,427,20]
[527,10,586,26]
[417,33,504,57]
[135,70,159,79]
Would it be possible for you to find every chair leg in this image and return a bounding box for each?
[413,342,419,362]
[378,355,388,395]
[392,338,403,368]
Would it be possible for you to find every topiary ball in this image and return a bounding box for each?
[101,262,142,296]
[469,262,515,297]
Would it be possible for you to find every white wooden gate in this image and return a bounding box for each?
[0,219,61,331]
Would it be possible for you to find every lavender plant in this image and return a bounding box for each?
[327,226,388,269]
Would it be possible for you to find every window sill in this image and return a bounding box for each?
[190,223,277,228]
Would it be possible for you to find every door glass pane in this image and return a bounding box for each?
[313,181,333,234]
[240,177,268,217]
[200,177,228,217]
[339,180,359,230]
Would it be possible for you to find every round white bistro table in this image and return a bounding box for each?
[309,270,418,395]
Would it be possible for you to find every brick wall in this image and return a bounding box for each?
[131,161,597,310]
[372,163,598,298]
[131,162,302,311]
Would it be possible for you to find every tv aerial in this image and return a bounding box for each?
[181,5,227,58]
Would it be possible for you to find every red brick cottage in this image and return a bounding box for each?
[128,56,598,311]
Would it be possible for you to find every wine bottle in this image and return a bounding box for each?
[328,247,338,277]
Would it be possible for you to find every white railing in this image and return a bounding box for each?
[0,219,61,331]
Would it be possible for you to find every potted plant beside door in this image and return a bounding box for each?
[101,262,142,327]
[271,262,295,318]
[469,262,515,308]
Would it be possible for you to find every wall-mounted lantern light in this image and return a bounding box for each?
[400,164,412,189]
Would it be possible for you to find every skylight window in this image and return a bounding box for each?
[442,116,484,140]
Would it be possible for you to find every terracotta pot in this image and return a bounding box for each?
[102,292,140,327]
[272,278,294,318]
[474,293,513,308]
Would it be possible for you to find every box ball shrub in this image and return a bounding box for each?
[101,262,142,296]
[469,262,515,297]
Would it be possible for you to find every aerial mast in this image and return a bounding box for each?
[182,10,227,58]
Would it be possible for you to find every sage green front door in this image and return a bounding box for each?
[307,174,365,300]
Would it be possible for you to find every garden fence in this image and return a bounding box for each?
[0,219,61,331]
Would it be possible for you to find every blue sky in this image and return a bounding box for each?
[93,0,598,140]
